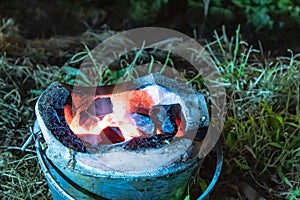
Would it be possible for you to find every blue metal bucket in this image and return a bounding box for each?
[34,77,222,200]
[34,120,222,200]
[34,122,202,199]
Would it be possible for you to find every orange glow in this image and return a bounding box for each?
[127,90,154,115]
[64,88,184,147]
[64,104,73,126]
[64,92,150,146]
[175,116,185,137]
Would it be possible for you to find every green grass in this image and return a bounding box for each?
[202,25,300,199]
[62,41,176,86]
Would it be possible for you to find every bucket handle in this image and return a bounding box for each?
[197,140,223,200]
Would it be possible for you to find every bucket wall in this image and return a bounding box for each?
[35,128,202,200]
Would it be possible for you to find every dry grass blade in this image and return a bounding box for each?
[0,51,61,199]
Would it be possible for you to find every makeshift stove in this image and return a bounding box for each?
[35,73,209,200]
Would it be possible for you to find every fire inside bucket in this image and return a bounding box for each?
[35,73,210,200]
[64,84,187,150]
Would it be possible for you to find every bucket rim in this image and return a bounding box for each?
[34,79,207,178]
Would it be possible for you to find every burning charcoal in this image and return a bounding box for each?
[100,126,125,144]
[128,90,154,116]
[87,98,113,119]
[79,111,99,129]
[150,104,182,135]
[130,113,155,135]
[124,134,174,150]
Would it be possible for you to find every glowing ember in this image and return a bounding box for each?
[64,84,185,148]
[37,74,209,152]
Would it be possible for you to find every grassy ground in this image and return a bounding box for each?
[0,19,299,199]
[202,26,300,199]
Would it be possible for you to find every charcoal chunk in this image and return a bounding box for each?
[79,111,99,129]
[45,107,63,128]
[100,126,125,144]
[87,98,113,119]
[52,126,86,152]
[38,83,86,152]
[52,126,70,138]
[150,104,182,135]
[130,113,155,135]
[124,134,174,150]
